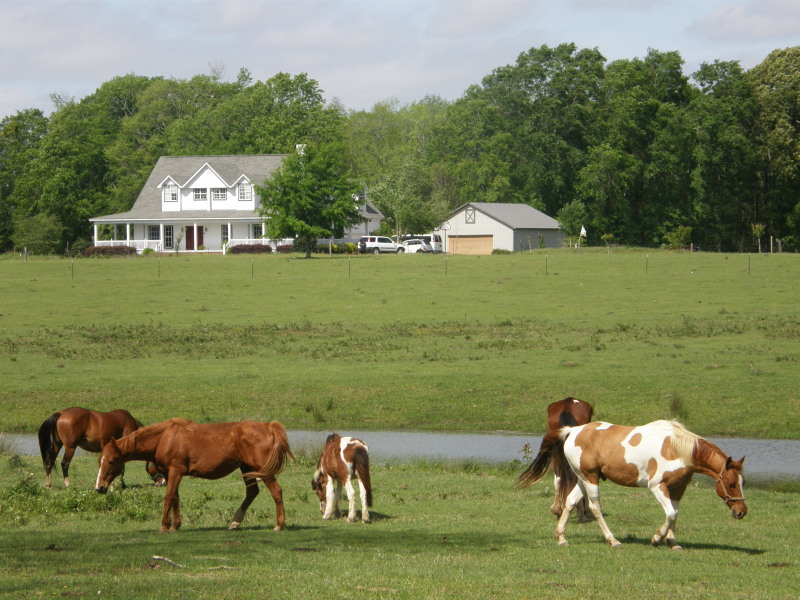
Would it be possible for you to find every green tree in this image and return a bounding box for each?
[11,213,64,255]
[556,199,587,247]
[0,109,48,251]
[256,143,361,258]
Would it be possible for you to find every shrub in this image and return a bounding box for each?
[491,249,513,255]
[83,246,137,257]
[276,245,294,254]
[228,244,272,254]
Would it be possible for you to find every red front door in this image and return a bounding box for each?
[185,227,204,250]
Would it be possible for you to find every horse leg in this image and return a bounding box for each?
[582,482,621,548]
[550,472,562,516]
[61,446,76,488]
[649,484,681,550]
[555,484,583,546]
[357,478,370,523]
[161,474,182,532]
[263,476,286,532]
[344,475,357,522]
[229,472,259,530]
[45,440,63,488]
[322,476,338,520]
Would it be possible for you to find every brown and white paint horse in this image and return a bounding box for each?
[312,433,372,523]
[517,397,594,521]
[553,420,747,549]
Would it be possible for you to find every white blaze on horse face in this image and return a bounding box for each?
[95,456,106,490]
[621,422,684,488]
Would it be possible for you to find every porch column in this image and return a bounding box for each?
[194,223,198,250]
[93,224,98,245]
[159,223,164,252]
[126,223,130,244]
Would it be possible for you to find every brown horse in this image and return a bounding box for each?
[94,418,294,533]
[553,420,746,549]
[312,433,373,523]
[517,397,594,520]
[38,407,164,488]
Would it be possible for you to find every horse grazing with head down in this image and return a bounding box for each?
[312,433,372,523]
[550,420,746,549]
[517,397,594,521]
[38,407,164,488]
[95,418,293,533]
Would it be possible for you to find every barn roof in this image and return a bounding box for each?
[451,202,560,230]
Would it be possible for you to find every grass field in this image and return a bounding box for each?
[0,450,796,600]
[1,250,797,438]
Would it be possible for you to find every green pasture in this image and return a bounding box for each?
[0,450,796,600]
[0,249,798,438]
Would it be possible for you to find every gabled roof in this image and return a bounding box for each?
[451,202,560,230]
[91,154,286,222]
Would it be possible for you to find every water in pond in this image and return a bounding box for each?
[4,430,798,480]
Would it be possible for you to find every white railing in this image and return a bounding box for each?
[95,240,163,254]
[223,238,293,254]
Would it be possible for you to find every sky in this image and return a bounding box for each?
[1,0,798,119]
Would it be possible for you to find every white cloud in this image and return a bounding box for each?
[689,0,800,42]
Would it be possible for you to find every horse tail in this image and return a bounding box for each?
[353,445,373,507]
[517,432,561,489]
[552,428,577,509]
[245,421,295,481]
[38,412,61,474]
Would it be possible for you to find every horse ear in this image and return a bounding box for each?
[738,456,745,465]
[725,456,733,469]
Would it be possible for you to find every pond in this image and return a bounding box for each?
[4,430,799,481]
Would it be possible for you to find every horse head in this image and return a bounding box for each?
[94,437,125,494]
[715,456,747,520]
[311,468,327,514]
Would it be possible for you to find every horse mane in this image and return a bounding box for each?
[667,421,700,467]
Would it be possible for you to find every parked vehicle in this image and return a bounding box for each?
[397,239,433,254]
[396,234,444,253]
[358,236,399,254]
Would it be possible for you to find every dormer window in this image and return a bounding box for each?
[193,188,207,201]
[212,188,227,201]
[164,184,178,202]
[238,183,252,202]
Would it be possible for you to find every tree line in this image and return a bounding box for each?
[1,43,799,254]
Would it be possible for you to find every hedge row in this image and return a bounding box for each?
[83,246,137,257]
[227,244,273,254]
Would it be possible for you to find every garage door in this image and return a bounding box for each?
[449,235,493,255]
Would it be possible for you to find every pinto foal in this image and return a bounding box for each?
[312,434,372,523]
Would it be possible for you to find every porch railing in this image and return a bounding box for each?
[94,240,163,254]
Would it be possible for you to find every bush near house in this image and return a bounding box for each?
[275,245,294,253]
[82,246,137,257]
[227,244,273,254]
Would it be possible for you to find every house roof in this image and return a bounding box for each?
[90,154,286,223]
[451,202,560,230]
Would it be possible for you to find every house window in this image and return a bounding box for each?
[252,224,263,238]
[238,183,252,202]
[465,207,476,224]
[164,225,174,250]
[193,188,207,201]
[212,188,227,201]
[164,184,178,202]
[221,224,229,245]
[147,226,160,240]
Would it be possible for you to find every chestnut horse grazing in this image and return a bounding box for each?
[38,407,163,488]
[554,420,747,549]
[312,433,372,523]
[95,418,293,533]
[517,397,594,521]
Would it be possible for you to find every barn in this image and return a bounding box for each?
[443,202,564,255]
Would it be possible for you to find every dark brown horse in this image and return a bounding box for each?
[38,407,164,488]
[517,397,594,520]
[555,420,746,549]
[94,418,294,533]
[312,433,372,522]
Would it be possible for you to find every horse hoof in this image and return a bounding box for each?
[670,545,683,551]
[228,521,241,530]
[273,525,284,532]
[610,542,622,548]
[558,540,569,547]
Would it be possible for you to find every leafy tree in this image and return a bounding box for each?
[256,143,361,257]
[556,199,587,247]
[11,213,64,255]
[0,109,48,251]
